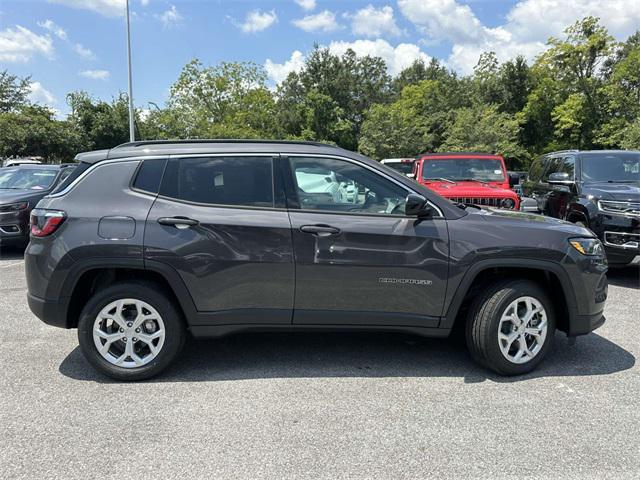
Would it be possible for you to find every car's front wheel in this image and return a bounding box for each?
[466,279,555,375]
[77,281,185,381]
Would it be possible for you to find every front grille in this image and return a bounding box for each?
[598,200,640,217]
[604,231,640,250]
[448,197,502,207]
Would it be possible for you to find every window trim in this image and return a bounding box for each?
[159,153,278,210]
[282,153,444,219]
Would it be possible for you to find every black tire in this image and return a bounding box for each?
[465,279,555,376]
[77,281,186,381]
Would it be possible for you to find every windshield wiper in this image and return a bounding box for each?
[457,178,490,184]
[606,180,638,183]
[424,177,456,184]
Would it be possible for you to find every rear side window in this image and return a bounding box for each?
[160,156,274,207]
[133,159,167,193]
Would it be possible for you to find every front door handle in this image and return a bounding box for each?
[299,224,341,236]
[158,216,199,229]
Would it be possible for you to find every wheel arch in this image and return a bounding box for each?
[443,259,578,335]
[62,259,197,328]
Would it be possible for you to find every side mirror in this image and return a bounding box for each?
[548,172,573,184]
[508,173,520,187]
[405,193,431,217]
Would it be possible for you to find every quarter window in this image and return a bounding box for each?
[133,159,167,193]
[289,157,408,215]
[160,156,274,207]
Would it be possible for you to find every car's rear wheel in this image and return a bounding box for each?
[77,282,185,381]
[466,279,555,375]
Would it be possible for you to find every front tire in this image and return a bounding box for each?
[466,279,555,376]
[77,281,185,381]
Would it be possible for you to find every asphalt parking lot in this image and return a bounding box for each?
[0,247,638,479]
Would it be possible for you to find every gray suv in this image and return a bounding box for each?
[25,140,608,380]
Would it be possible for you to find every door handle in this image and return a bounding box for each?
[299,224,341,236]
[158,216,199,229]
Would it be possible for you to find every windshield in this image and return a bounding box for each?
[422,158,505,182]
[384,162,414,175]
[0,168,58,190]
[580,153,640,182]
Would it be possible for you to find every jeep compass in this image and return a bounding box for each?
[25,140,608,380]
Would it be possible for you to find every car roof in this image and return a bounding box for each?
[544,149,640,156]
[75,140,349,164]
[417,152,503,159]
[2,164,63,170]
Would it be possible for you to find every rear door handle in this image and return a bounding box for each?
[158,216,199,229]
[299,224,341,236]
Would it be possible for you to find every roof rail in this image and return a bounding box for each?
[112,139,339,149]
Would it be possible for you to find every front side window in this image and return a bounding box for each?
[543,155,575,181]
[289,157,408,215]
[580,152,640,182]
[160,156,274,207]
[421,158,505,182]
[0,168,58,190]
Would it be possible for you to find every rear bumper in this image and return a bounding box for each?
[27,293,69,329]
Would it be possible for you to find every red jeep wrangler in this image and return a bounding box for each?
[413,152,520,210]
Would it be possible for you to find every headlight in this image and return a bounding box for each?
[501,198,516,209]
[569,237,604,256]
[0,202,29,213]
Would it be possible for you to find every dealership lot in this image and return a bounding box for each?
[0,247,638,479]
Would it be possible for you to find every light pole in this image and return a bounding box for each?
[125,0,135,142]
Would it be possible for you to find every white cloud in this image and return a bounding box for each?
[349,5,400,38]
[294,0,316,11]
[28,81,56,106]
[73,43,95,59]
[237,9,278,33]
[329,39,430,76]
[399,0,640,75]
[0,25,54,62]
[37,19,67,40]
[140,0,150,6]
[49,0,125,17]
[80,69,110,80]
[265,50,306,84]
[292,10,339,33]
[158,5,183,28]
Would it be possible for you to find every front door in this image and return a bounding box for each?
[144,155,294,326]
[284,155,449,327]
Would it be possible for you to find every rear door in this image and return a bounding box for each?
[144,154,294,326]
[283,155,449,327]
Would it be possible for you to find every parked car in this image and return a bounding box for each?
[381,158,415,177]
[2,158,43,168]
[414,153,520,210]
[26,140,607,380]
[507,170,527,197]
[522,149,639,265]
[0,164,76,247]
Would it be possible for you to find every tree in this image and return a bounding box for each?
[0,70,31,113]
[276,47,392,150]
[440,105,529,168]
[391,58,451,94]
[0,105,83,161]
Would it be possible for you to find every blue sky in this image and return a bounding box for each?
[2,0,639,116]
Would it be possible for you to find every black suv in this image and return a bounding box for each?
[25,140,608,380]
[523,150,639,265]
[0,164,76,247]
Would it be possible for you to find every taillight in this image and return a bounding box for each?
[30,209,66,237]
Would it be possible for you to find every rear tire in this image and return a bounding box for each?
[77,281,185,381]
[466,279,555,376]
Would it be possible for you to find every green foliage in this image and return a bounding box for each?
[0,17,638,166]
